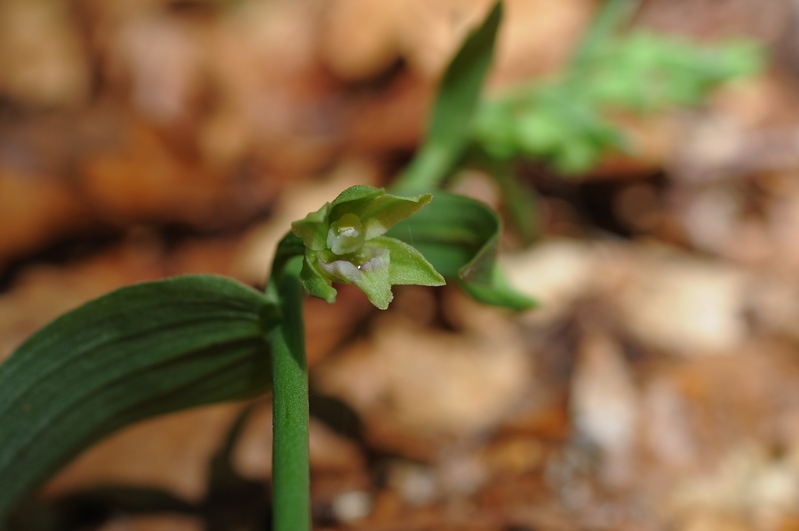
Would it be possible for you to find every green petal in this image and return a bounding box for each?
[329,187,385,229]
[291,203,331,251]
[358,193,433,239]
[318,248,393,310]
[368,236,445,287]
[299,251,337,303]
[327,186,434,240]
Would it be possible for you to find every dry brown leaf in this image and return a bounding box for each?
[313,312,530,439]
[0,0,89,107]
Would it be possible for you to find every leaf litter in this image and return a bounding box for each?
[2,0,799,529]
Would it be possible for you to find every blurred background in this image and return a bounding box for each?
[3,0,799,529]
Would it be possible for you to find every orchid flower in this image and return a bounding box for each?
[291,185,445,309]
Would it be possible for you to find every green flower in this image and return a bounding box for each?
[291,185,445,309]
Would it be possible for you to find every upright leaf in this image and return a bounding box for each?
[0,275,277,523]
[393,1,503,194]
[569,0,641,73]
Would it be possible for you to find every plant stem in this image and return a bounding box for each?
[269,255,311,531]
[393,144,453,195]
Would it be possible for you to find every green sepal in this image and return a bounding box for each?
[330,187,434,240]
[328,185,384,225]
[298,251,337,304]
[330,185,384,207]
[368,236,445,287]
[290,203,331,251]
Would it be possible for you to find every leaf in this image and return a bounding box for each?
[459,266,539,312]
[469,1,762,176]
[386,191,536,310]
[387,191,495,282]
[393,0,503,193]
[0,275,277,523]
[469,152,541,244]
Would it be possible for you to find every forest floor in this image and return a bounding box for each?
[4,1,799,529]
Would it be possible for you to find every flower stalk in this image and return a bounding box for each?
[268,255,311,531]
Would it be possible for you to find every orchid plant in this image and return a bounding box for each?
[0,4,517,531]
[1,0,754,528]
[290,186,444,310]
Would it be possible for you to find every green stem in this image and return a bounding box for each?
[392,144,454,195]
[268,255,310,531]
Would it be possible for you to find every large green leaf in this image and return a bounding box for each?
[0,275,277,523]
[393,0,503,194]
[386,191,536,311]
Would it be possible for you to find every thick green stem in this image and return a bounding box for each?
[268,255,310,531]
